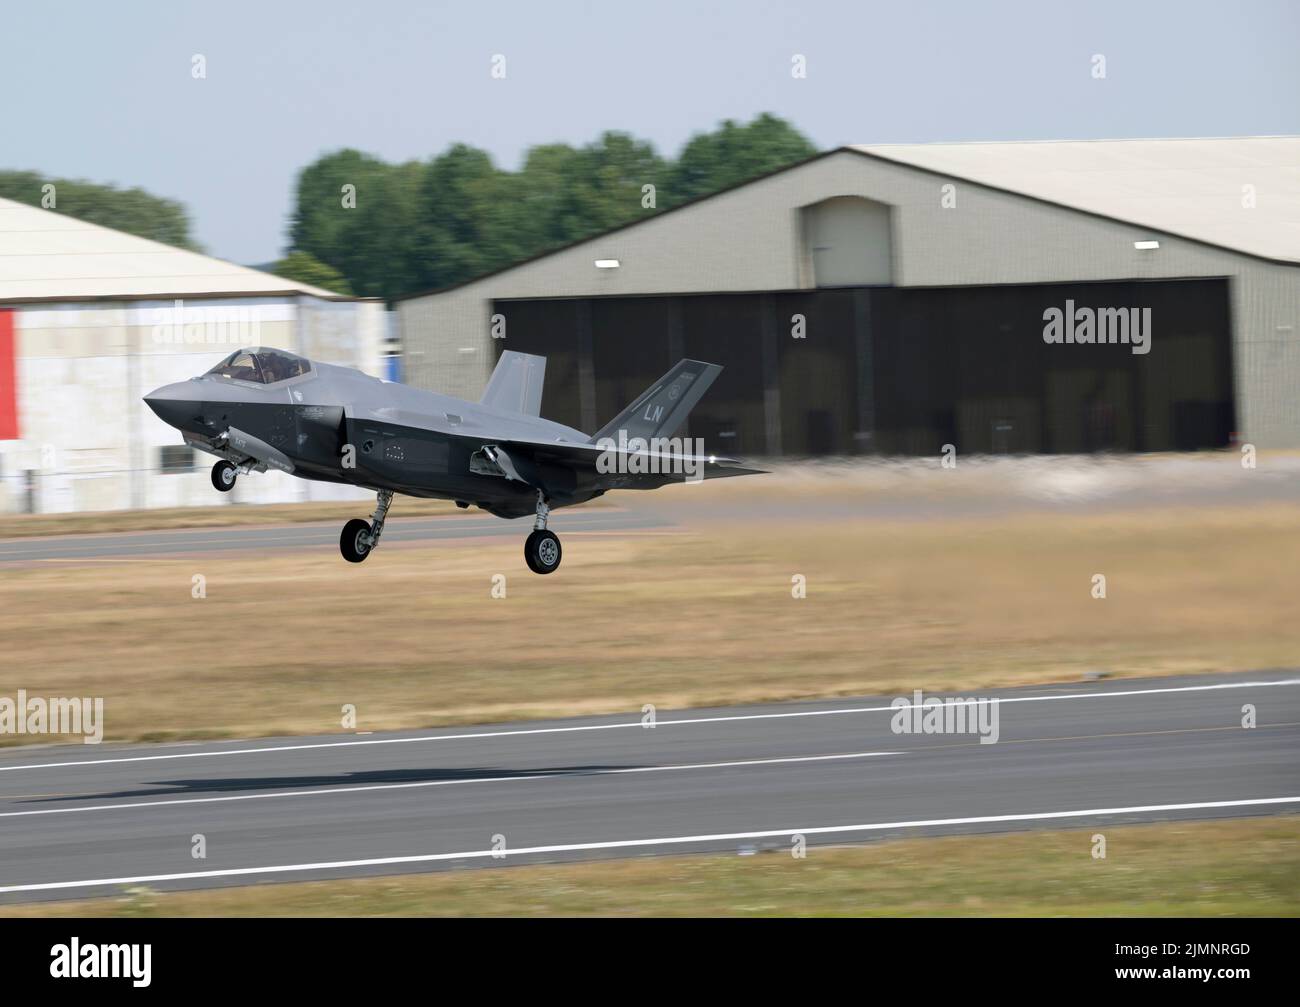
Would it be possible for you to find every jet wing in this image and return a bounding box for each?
[488,436,764,490]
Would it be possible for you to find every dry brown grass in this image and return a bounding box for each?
[1,499,1297,745]
[4,816,1295,917]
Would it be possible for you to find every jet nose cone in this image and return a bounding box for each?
[144,382,199,429]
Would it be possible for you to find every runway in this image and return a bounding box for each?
[1,670,1296,902]
[0,508,663,564]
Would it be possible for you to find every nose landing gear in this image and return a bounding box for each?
[340,489,393,563]
[524,490,562,574]
[211,460,238,492]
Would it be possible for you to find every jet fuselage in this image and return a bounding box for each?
[145,352,599,518]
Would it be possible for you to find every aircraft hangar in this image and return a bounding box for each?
[396,137,1300,458]
[0,197,386,513]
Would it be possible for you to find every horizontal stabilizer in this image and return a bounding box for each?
[481,351,546,416]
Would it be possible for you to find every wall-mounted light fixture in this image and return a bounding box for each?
[1133,240,1160,250]
[594,259,621,269]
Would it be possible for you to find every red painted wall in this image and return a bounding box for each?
[0,310,17,440]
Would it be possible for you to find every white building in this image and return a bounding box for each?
[0,196,386,513]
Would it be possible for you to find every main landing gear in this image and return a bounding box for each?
[338,489,561,573]
[524,490,562,575]
[211,460,238,492]
[340,489,393,564]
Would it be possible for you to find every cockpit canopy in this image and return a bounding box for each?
[205,347,312,384]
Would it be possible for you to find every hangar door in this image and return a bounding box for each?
[493,277,1234,457]
[870,278,1235,454]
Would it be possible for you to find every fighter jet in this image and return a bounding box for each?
[144,347,760,573]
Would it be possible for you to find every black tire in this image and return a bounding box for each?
[211,460,237,492]
[524,529,562,574]
[340,518,373,563]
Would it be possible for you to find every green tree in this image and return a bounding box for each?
[0,170,199,249]
[285,113,816,300]
[668,113,818,205]
[412,144,510,291]
[346,160,425,299]
[526,132,669,247]
[287,150,430,301]
[267,250,354,295]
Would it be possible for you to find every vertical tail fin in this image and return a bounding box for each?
[481,350,546,416]
[590,359,722,443]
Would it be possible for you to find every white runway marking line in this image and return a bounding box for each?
[0,750,900,819]
[1,795,1296,895]
[2,677,1297,774]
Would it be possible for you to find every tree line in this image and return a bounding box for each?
[282,113,816,300]
[3,114,817,301]
[0,171,199,251]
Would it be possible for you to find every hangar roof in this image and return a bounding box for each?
[395,135,1297,303]
[853,136,1300,264]
[0,196,344,303]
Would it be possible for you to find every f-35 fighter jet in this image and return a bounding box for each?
[144,347,760,574]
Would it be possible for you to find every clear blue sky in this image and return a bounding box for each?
[3,0,1296,264]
